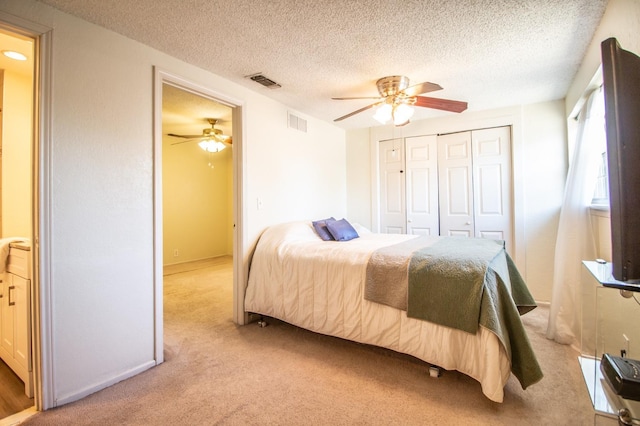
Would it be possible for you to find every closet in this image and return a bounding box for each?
[379,126,513,253]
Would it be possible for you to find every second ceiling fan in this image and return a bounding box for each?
[333,76,467,126]
[168,118,232,151]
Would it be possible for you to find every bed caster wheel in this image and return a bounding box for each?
[257,317,268,328]
[429,366,442,378]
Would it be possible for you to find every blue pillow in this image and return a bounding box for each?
[326,218,359,242]
[312,217,336,241]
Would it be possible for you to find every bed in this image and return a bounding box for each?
[244,220,543,402]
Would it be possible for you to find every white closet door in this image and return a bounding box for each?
[405,135,439,236]
[472,126,513,252]
[437,131,474,237]
[379,139,406,234]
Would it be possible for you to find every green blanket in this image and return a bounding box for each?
[407,237,542,389]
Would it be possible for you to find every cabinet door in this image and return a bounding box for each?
[472,127,513,252]
[405,135,439,236]
[1,273,14,356]
[0,274,4,351]
[12,275,30,370]
[438,131,474,237]
[379,138,406,234]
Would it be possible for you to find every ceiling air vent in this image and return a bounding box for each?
[245,73,281,89]
[288,112,307,133]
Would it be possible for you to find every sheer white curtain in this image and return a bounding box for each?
[547,87,606,345]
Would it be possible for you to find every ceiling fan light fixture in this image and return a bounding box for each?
[373,102,414,126]
[198,139,227,153]
[373,103,393,124]
[392,103,414,126]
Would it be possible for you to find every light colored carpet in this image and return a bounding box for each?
[23,256,594,425]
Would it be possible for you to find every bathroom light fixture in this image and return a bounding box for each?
[2,50,27,61]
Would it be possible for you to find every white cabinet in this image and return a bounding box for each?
[379,126,513,252]
[0,242,33,397]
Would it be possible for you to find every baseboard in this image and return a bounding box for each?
[0,406,37,426]
[53,360,156,407]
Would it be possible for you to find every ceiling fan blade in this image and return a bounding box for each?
[170,138,199,146]
[414,96,468,113]
[403,82,443,97]
[332,96,384,101]
[168,133,205,139]
[334,102,382,122]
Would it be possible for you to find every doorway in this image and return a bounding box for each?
[161,84,233,269]
[153,69,245,365]
[0,27,35,420]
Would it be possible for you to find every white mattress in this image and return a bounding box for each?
[244,221,512,402]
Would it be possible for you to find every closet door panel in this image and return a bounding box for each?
[405,135,439,236]
[472,127,512,252]
[438,132,474,237]
[379,139,406,234]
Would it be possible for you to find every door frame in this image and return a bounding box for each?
[0,11,53,411]
[152,68,246,364]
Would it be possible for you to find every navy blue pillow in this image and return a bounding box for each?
[312,217,336,241]
[326,218,359,242]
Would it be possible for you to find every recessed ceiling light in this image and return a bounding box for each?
[2,50,27,61]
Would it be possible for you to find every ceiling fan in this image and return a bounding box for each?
[333,76,468,126]
[168,118,232,152]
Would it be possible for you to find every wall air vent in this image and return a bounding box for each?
[288,112,307,133]
[245,73,281,89]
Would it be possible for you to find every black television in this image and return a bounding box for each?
[601,37,640,283]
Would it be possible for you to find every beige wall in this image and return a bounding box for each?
[162,136,233,265]
[2,69,32,239]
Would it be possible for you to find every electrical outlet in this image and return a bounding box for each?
[173,249,179,257]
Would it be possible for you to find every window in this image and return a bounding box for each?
[592,151,609,205]
[589,88,608,207]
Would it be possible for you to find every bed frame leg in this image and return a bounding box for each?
[257,315,269,328]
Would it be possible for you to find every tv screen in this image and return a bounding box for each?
[601,37,640,283]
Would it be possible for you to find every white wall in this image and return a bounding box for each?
[520,101,567,302]
[346,101,567,302]
[345,127,372,228]
[2,69,32,238]
[1,0,346,407]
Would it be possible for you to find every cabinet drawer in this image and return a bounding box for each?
[7,246,31,280]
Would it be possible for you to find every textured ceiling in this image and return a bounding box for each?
[36,0,608,129]
[162,84,232,143]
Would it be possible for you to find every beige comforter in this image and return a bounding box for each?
[244,221,515,402]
